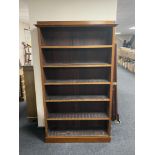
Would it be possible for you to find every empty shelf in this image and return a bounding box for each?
[46,95,110,102]
[47,112,109,120]
[43,63,111,68]
[41,45,113,49]
[44,79,110,85]
[48,130,109,137]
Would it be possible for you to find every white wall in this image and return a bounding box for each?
[19,22,30,66]
[28,0,117,127]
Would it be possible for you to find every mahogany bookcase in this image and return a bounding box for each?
[36,21,116,143]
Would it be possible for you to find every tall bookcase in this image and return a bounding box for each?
[36,21,116,143]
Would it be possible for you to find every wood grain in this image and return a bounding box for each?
[43,63,112,68]
[37,28,49,136]
[45,95,110,102]
[36,20,116,27]
[45,136,111,143]
[44,79,110,85]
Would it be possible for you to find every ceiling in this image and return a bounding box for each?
[19,0,135,35]
[116,0,135,34]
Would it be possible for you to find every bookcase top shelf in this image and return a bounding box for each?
[36,21,117,27]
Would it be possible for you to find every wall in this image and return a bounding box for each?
[28,0,117,127]
[19,22,30,66]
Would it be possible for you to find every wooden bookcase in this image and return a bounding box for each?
[36,21,116,143]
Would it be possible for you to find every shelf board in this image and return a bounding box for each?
[46,130,110,143]
[41,45,112,49]
[46,95,110,102]
[43,63,111,68]
[47,112,109,120]
[48,130,109,137]
[44,79,110,85]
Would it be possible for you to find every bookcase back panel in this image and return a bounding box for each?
[43,48,112,64]
[40,27,112,46]
[45,85,110,96]
[46,102,109,113]
[48,120,109,131]
[44,68,111,81]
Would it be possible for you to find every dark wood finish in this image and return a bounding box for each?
[44,67,111,82]
[42,48,112,64]
[45,85,110,96]
[36,21,116,143]
[37,28,49,137]
[46,101,109,112]
[107,27,115,134]
[39,27,112,46]
[36,21,116,27]
[45,136,111,143]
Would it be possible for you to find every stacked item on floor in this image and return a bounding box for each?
[118,47,135,73]
[20,66,37,121]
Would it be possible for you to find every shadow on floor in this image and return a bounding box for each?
[19,102,45,142]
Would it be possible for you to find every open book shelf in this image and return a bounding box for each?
[36,21,116,143]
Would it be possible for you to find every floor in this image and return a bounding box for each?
[19,66,135,155]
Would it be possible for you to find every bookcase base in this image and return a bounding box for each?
[45,136,111,143]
